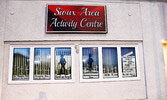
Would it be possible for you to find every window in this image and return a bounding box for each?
[9,45,74,84]
[82,47,99,79]
[80,45,140,82]
[121,47,137,78]
[9,45,140,83]
[34,48,51,80]
[12,48,30,81]
[55,48,72,80]
[102,47,118,78]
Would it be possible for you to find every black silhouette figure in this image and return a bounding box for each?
[59,55,66,74]
[87,53,94,71]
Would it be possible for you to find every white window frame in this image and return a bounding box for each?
[80,45,140,82]
[8,45,75,84]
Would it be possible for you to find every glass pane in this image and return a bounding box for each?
[82,47,99,79]
[102,47,118,78]
[34,48,51,80]
[55,48,72,80]
[121,47,137,77]
[12,48,30,80]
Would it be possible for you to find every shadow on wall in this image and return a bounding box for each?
[159,2,167,39]
[35,92,47,100]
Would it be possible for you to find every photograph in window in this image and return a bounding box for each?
[34,48,51,80]
[55,48,72,80]
[12,48,30,80]
[102,47,118,78]
[82,47,99,79]
[121,47,137,77]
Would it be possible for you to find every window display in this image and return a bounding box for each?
[82,47,99,79]
[102,47,118,78]
[55,48,72,80]
[121,47,137,77]
[34,48,51,80]
[9,45,139,83]
[12,48,30,80]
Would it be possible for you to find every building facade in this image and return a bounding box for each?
[0,0,167,100]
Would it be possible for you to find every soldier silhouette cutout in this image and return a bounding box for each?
[87,53,94,71]
[59,55,66,74]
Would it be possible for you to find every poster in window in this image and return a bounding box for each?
[34,48,51,80]
[55,48,72,80]
[121,47,137,77]
[102,47,118,78]
[12,48,30,80]
[82,47,99,79]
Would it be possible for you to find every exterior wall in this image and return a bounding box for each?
[3,41,145,100]
[159,2,167,40]
[5,1,142,41]
[141,2,167,100]
[1,0,167,100]
[0,0,6,99]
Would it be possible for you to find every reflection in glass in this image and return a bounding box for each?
[121,47,137,77]
[34,48,51,80]
[82,47,99,79]
[12,48,30,80]
[102,47,118,78]
[55,48,72,80]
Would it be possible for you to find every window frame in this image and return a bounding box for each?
[80,45,140,82]
[8,45,75,84]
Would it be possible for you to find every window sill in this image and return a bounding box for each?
[80,77,141,83]
[8,80,75,85]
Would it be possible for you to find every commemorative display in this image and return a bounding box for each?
[121,47,137,77]
[82,47,99,79]
[54,48,72,80]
